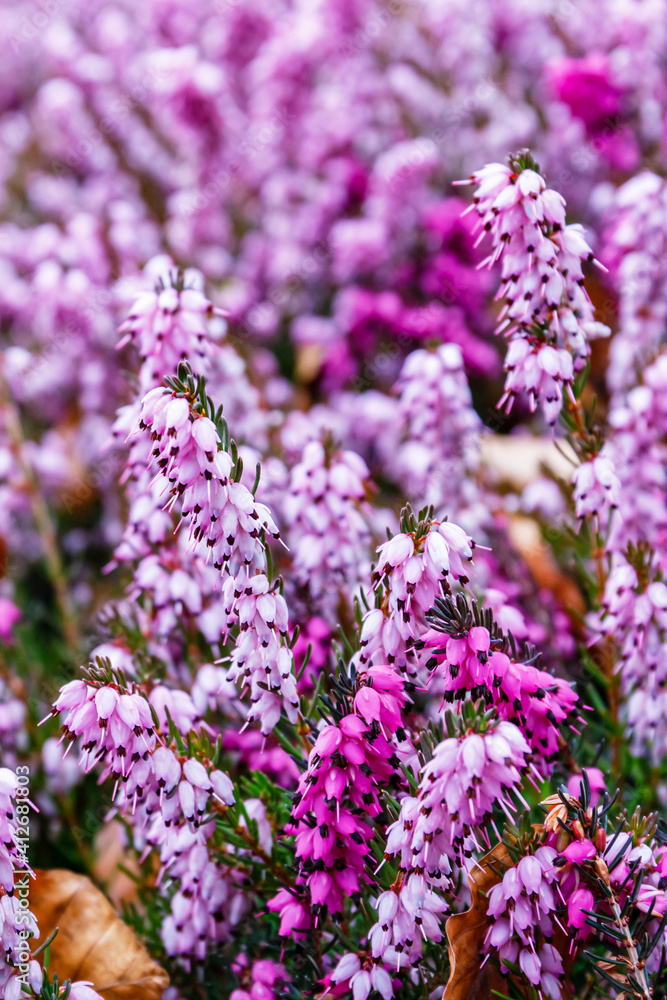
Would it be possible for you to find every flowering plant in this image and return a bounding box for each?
[2,2,667,999]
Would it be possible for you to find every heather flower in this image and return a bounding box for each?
[355,510,474,679]
[385,721,531,871]
[64,984,104,1000]
[230,954,289,1000]
[600,172,667,395]
[220,570,299,734]
[282,438,371,619]
[51,677,157,781]
[330,954,394,1000]
[117,257,226,393]
[272,670,405,932]
[137,385,280,576]
[567,887,595,930]
[49,665,241,961]
[482,847,567,996]
[573,453,620,521]
[392,344,480,513]
[487,650,579,761]
[590,552,667,760]
[423,597,579,764]
[353,665,406,735]
[367,874,448,968]
[603,350,667,552]
[458,158,609,423]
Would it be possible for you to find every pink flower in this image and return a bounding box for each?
[67,984,105,1000]
[636,886,667,917]
[267,889,310,937]
[458,160,609,423]
[567,768,607,806]
[354,665,405,732]
[567,887,594,930]
[547,52,622,131]
[562,839,596,864]
[0,599,20,643]
[573,456,620,521]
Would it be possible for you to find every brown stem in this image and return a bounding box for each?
[565,394,623,777]
[0,367,79,654]
[599,636,622,782]
[609,893,650,999]
[211,802,296,889]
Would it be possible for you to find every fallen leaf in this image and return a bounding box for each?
[31,869,169,1000]
[295,343,323,383]
[443,844,578,1000]
[443,845,511,1000]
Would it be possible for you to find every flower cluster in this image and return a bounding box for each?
[1,0,667,990]
[483,848,562,995]
[138,384,279,575]
[221,571,299,734]
[282,438,371,619]
[422,594,579,764]
[230,954,289,1000]
[459,157,609,422]
[386,720,531,870]
[49,664,244,961]
[392,344,480,513]
[355,507,474,679]
[601,172,667,396]
[270,668,405,935]
[117,260,226,394]
[590,554,667,761]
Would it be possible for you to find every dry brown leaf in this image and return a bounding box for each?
[31,869,169,1000]
[295,343,323,383]
[442,845,511,1000]
[443,845,578,1000]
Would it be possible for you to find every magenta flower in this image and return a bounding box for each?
[547,52,622,131]
[353,665,406,733]
[0,599,20,643]
[567,887,595,930]
[562,839,596,864]
[457,161,609,424]
[273,671,405,930]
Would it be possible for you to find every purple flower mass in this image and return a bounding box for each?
[1,2,667,999]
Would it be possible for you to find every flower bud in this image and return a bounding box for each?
[571,819,585,841]
[594,857,611,887]
[595,826,606,853]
